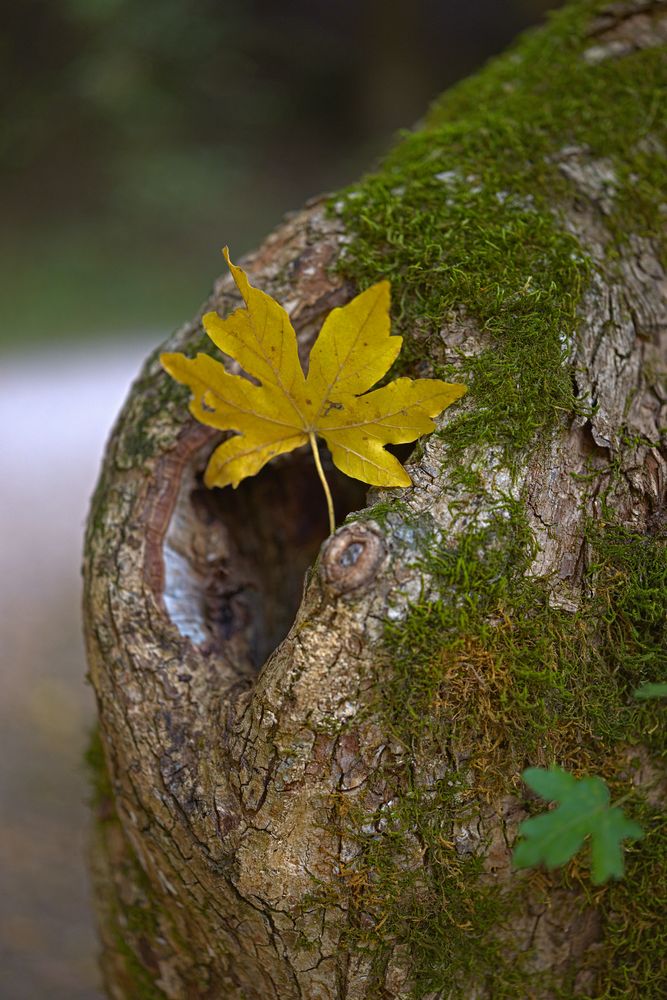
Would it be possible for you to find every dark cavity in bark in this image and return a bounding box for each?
[163,440,369,670]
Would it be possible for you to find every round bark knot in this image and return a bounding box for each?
[321,522,386,595]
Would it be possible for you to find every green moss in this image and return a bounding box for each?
[323,3,667,983]
[85,726,114,813]
[349,496,409,528]
[85,728,167,999]
[590,523,667,688]
[384,517,666,766]
[111,900,167,1000]
[116,350,192,465]
[320,509,666,997]
[331,0,666,466]
[320,777,536,997]
[588,798,667,999]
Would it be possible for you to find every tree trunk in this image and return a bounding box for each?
[83,2,667,997]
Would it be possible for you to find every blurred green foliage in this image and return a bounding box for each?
[0,0,559,346]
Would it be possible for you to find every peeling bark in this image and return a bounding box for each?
[84,4,666,997]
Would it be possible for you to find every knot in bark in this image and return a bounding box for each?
[320,522,386,595]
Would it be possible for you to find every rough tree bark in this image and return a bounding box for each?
[83,2,667,997]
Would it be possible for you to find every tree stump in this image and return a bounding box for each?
[84,2,667,996]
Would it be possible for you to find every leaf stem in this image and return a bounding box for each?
[308,432,335,535]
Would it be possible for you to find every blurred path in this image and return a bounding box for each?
[0,338,159,1000]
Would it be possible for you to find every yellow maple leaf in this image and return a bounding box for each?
[161,248,466,532]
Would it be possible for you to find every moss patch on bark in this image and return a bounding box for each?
[319,2,667,993]
[319,511,666,997]
[86,730,168,1000]
[330,0,666,467]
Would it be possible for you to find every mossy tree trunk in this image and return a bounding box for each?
[83,2,667,997]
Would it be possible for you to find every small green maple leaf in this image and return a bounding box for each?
[513,766,643,884]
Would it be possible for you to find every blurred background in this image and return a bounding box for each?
[0,1,560,996]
